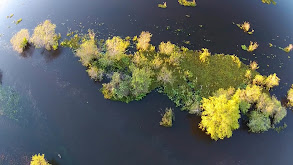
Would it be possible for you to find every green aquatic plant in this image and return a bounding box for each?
[30,154,50,165]
[30,20,60,50]
[158,2,167,8]
[242,41,259,52]
[279,44,293,53]
[160,108,174,127]
[261,0,276,5]
[10,29,30,53]
[178,0,196,7]
[15,18,22,24]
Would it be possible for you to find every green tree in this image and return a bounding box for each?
[247,111,271,133]
[131,67,153,99]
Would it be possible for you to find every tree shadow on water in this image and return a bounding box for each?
[20,44,35,58]
[186,114,214,143]
[41,48,62,62]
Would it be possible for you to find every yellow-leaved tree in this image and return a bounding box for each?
[30,154,50,165]
[199,89,240,140]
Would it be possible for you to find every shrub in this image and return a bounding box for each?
[178,0,196,7]
[287,85,293,107]
[10,29,30,53]
[136,31,152,51]
[261,0,276,5]
[106,36,130,57]
[157,66,173,84]
[160,108,174,127]
[231,55,241,68]
[240,84,262,103]
[30,154,50,165]
[75,30,99,66]
[159,41,175,55]
[250,61,259,70]
[247,41,259,52]
[252,75,266,86]
[158,2,167,8]
[151,54,163,69]
[30,20,60,50]
[247,111,271,133]
[281,44,293,53]
[199,92,240,140]
[240,22,250,32]
[245,69,252,79]
[265,73,279,89]
[199,48,211,63]
[86,66,104,81]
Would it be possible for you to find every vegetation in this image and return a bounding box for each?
[30,20,60,50]
[10,29,30,53]
[30,154,50,165]
[158,2,167,8]
[60,30,287,140]
[178,0,196,7]
[287,85,293,107]
[247,111,271,133]
[280,44,293,53]
[242,41,259,52]
[15,18,22,24]
[160,108,174,127]
[237,22,254,34]
[261,0,276,5]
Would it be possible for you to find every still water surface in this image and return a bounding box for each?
[0,0,293,164]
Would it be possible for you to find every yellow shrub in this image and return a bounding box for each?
[86,66,104,81]
[265,73,280,89]
[287,85,293,107]
[199,48,211,63]
[30,154,50,165]
[106,36,130,57]
[159,41,175,55]
[137,31,152,51]
[247,41,259,52]
[160,108,174,127]
[250,61,259,70]
[151,55,163,69]
[10,29,29,53]
[231,55,241,68]
[240,85,262,103]
[245,70,252,79]
[252,75,266,86]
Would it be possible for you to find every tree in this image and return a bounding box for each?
[86,65,104,81]
[30,20,60,50]
[157,66,173,84]
[136,31,152,51]
[75,30,99,66]
[252,75,266,86]
[30,154,50,165]
[247,111,271,133]
[10,29,29,53]
[239,84,262,103]
[199,91,240,140]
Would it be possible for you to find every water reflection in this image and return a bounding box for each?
[41,48,62,62]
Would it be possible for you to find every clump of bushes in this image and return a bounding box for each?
[10,29,29,53]
[30,154,50,165]
[159,41,175,55]
[30,20,60,50]
[160,108,174,127]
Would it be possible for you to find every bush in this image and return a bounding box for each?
[10,29,30,53]
[247,111,271,133]
[252,75,266,86]
[265,73,279,89]
[30,20,60,50]
[157,66,173,84]
[287,85,293,107]
[159,41,175,55]
[131,67,153,98]
[240,84,262,103]
[250,61,259,70]
[160,108,174,127]
[86,66,104,81]
[136,31,152,51]
[199,48,211,63]
[106,36,130,57]
[30,154,50,165]
[75,30,99,66]
[178,0,196,7]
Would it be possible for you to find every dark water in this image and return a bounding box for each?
[0,0,293,164]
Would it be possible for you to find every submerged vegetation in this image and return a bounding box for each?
[178,0,196,7]
[10,29,29,53]
[158,2,167,8]
[30,154,50,165]
[160,108,174,127]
